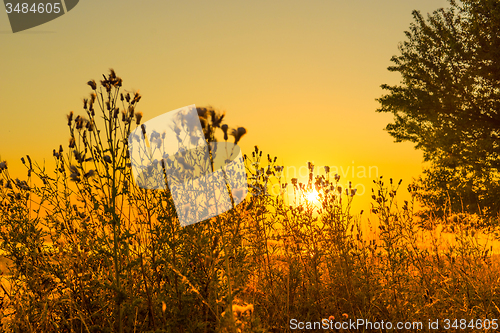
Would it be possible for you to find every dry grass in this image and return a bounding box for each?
[0,71,499,332]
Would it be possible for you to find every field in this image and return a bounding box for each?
[0,73,499,333]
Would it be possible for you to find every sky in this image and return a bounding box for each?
[0,0,451,213]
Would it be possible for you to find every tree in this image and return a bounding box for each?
[377,0,500,222]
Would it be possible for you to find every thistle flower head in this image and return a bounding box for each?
[230,127,247,144]
[84,170,96,178]
[177,156,195,171]
[87,80,97,90]
[70,173,81,182]
[221,124,229,141]
[86,120,94,131]
[211,110,225,128]
[67,111,74,126]
[69,164,79,175]
[135,111,143,125]
[197,107,208,119]
[131,91,141,105]
[75,116,86,130]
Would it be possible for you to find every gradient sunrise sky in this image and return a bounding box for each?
[1,0,450,211]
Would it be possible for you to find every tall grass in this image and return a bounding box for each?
[0,71,499,332]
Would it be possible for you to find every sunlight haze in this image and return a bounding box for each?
[0,0,450,213]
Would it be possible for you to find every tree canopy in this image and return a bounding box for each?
[377,0,500,220]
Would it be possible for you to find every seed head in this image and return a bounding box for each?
[84,170,96,178]
[70,173,81,182]
[87,80,97,90]
[197,107,208,118]
[135,112,143,125]
[221,124,229,141]
[177,156,194,171]
[67,111,74,126]
[211,110,225,128]
[69,164,79,175]
[132,92,141,104]
[230,127,247,144]
[86,120,94,131]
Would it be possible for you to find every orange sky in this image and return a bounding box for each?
[0,0,450,213]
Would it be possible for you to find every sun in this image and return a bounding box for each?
[305,189,320,203]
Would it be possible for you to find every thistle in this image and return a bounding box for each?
[230,127,247,144]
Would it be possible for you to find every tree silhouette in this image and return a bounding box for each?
[377,0,500,221]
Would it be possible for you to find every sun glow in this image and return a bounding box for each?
[305,189,320,203]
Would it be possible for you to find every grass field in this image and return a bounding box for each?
[0,72,499,332]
